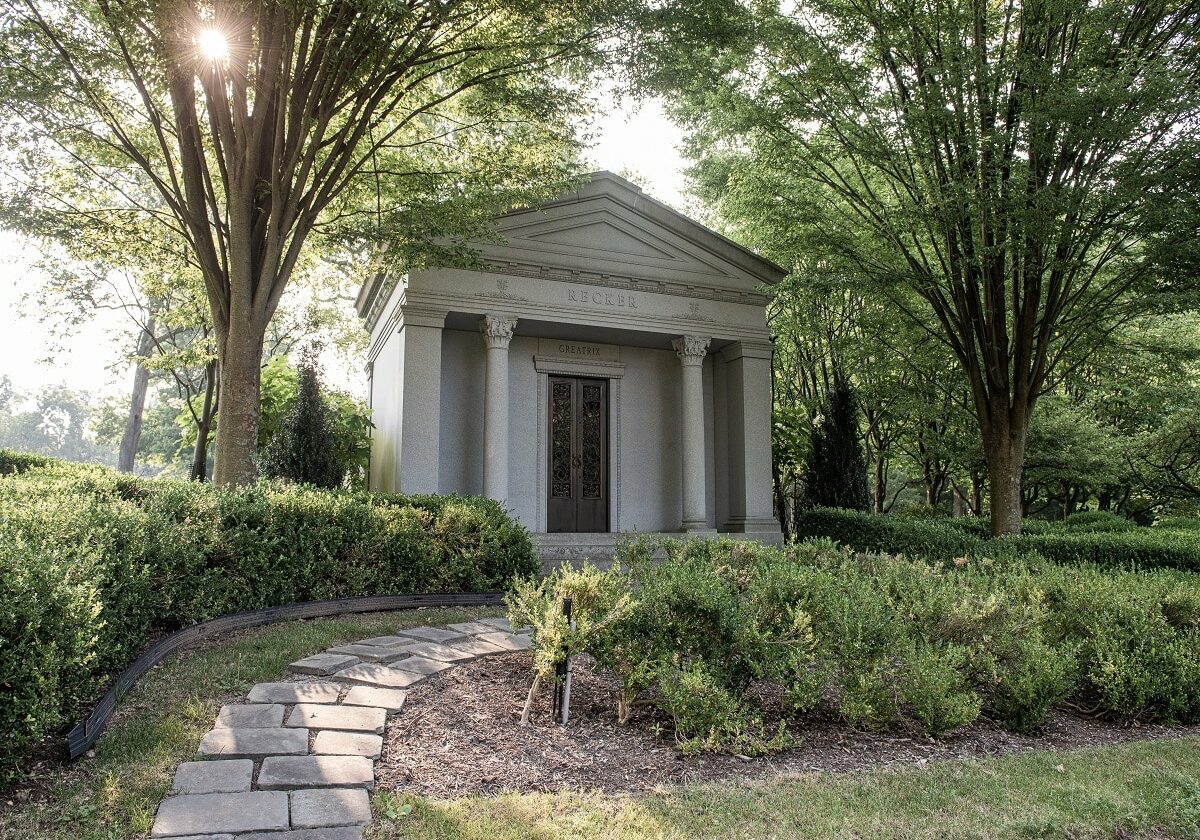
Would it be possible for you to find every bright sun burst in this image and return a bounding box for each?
[197,28,229,61]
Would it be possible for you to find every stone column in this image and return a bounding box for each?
[480,314,517,503]
[673,335,711,532]
[398,306,446,494]
[721,341,783,543]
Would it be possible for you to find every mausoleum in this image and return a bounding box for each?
[356,172,785,561]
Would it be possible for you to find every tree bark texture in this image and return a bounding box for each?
[118,314,156,473]
[190,359,218,481]
[211,318,265,487]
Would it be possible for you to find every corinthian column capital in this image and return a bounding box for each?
[672,335,710,366]
[480,313,517,350]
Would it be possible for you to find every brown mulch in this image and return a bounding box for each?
[375,651,1200,798]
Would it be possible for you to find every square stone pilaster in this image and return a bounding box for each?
[719,340,782,543]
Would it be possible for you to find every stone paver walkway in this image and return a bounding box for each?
[151,616,531,840]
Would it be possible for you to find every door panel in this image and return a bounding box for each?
[547,376,608,533]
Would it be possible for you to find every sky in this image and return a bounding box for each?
[0,98,690,405]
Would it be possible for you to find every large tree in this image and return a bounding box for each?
[638,0,1200,533]
[0,0,622,485]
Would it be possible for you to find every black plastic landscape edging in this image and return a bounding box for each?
[66,591,505,759]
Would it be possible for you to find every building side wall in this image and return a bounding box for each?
[368,326,404,493]
[438,329,486,497]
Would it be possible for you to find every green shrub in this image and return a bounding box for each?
[0,454,536,782]
[1041,566,1200,721]
[796,507,985,562]
[260,360,345,489]
[658,663,792,756]
[1061,510,1136,532]
[0,449,54,475]
[801,506,1200,573]
[1019,530,1200,573]
[986,635,1076,733]
[1156,516,1200,531]
[518,536,1200,754]
[0,532,99,785]
[899,644,981,737]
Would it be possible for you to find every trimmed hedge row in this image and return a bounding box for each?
[513,538,1200,755]
[0,453,536,783]
[795,507,1200,572]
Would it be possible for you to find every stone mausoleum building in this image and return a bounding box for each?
[356,172,784,562]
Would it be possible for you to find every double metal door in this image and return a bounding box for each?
[547,376,608,533]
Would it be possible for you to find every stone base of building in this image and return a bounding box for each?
[721,517,785,546]
[532,527,783,575]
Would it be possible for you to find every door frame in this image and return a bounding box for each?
[534,354,624,534]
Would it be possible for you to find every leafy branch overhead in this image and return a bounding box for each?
[0,0,627,484]
[638,0,1200,533]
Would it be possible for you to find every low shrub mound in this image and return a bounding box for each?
[0,451,535,784]
[510,538,1200,756]
[795,507,987,562]
[797,507,1200,572]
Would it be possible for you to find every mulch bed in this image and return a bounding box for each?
[375,651,1200,798]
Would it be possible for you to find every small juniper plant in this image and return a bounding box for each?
[506,558,636,725]
[260,354,343,488]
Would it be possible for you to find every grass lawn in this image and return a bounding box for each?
[3,608,1197,840]
[372,738,1200,839]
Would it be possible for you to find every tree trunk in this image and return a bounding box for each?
[873,452,885,513]
[118,315,156,473]
[212,318,265,487]
[984,424,1026,536]
[952,485,964,517]
[191,360,219,481]
[773,461,791,541]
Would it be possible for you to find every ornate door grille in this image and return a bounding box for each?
[547,376,608,532]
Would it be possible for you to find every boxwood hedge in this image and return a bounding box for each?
[796,507,1200,572]
[0,452,536,784]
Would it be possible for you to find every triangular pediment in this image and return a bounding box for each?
[525,219,676,261]
[472,173,786,295]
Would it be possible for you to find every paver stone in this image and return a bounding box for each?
[198,727,308,759]
[172,759,253,794]
[396,641,476,662]
[258,755,375,790]
[214,704,284,729]
[396,626,469,643]
[341,685,407,711]
[290,788,372,828]
[312,731,383,759]
[476,631,532,652]
[449,637,510,657]
[333,662,423,689]
[286,703,385,733]
[389,655,453,676]
[247,682,341,704]
[290,653,360,676]
[151,791,288,837]
[446,621,497,635]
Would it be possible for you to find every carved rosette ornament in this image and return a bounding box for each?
[672,335,710,366]
[480,314,518,349]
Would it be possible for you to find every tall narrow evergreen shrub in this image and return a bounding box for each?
[801,372,870,511]
[260,360,343,488]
